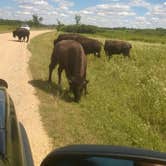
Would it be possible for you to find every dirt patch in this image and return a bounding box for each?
[0,30,53,166]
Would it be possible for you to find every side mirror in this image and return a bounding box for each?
[40,145,166,166]
[0,79,8,88]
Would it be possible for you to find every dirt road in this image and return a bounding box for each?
[0,30,52,166]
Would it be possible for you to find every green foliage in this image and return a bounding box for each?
[0,15,46,31]
[61,25,166,43]
[62,24,98,34]
[28,31,166,151]
[0,19,23,26]
[32,14,43,26]
[56,19,64,31]
[75,15,81,25]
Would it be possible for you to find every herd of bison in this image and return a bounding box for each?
[12,28,132,102]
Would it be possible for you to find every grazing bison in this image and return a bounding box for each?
[104,40,132,59]
[54,33,102,57]
[49,40,88,102]
[12,28,30,42]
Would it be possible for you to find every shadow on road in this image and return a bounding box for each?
[8,39,27,43]
[8,39,21,42]
[28,79,73,102]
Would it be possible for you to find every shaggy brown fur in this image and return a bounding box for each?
[49,40,88,102]
[54,33,102,57]
[104,40,132,59]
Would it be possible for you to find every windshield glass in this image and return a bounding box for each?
[54,156,166,166]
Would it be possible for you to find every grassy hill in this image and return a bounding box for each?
[28,31,166,151]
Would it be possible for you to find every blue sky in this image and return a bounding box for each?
[0,0,166,28]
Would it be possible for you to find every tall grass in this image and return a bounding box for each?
[28,31,166,151]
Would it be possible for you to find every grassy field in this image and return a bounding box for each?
[28,31,166,151]
[0,25,17,33]
[89,29,166,44]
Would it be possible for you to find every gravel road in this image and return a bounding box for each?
[0,30,52,166]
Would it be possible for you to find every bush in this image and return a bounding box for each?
[61,24,99,34]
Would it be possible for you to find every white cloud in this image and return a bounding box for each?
[52,0,74,9]
[129,0,151,9]
[0,0,166,28]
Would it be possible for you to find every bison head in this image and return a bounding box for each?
[13,31,16,38]
[69,78,88,102]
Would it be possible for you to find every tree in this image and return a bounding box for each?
[32,14,43,25]
[75,15,81,25]
[39,17,43,23]
[56,19,64,31]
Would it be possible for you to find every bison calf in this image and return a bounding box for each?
[104,40,132,59]
[48,40,88,102]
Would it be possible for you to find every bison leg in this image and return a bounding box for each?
[105,51,110,60]
[84,84,87,95]
[123,52,130,58]
[123,48,131,58]
[58,67,63,85]
[48,61,57,82]
[18,36,21,42]
[108,54,112,60]
[26,35,29,42]
[84,79,89,95]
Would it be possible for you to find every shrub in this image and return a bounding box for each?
[61,24,99,34]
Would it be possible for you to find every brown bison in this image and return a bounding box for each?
[48,40,88,102]
[54,33,102,57]
[12,28,30,42]
[104,40,132,59]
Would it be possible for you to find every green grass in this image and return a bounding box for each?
[28,31,166,151]
[88,29,166,44]
[0,25,17,33]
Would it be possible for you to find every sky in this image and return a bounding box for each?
[0,0,166,28]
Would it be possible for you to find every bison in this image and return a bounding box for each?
[48,40,88,102]
[12,28,30,42]
[104,40,132,59]
[54,33,102,57]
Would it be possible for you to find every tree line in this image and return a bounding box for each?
[0,15,44,27]
[0,14,165,35]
